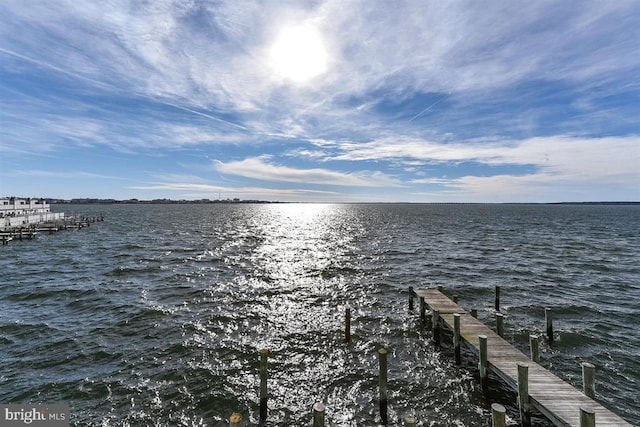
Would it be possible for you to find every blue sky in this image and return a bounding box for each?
[1,1,639,202]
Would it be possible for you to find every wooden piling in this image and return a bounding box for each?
[432,309,440,344]
[403,415,417,427]
[312,402,325,427]
[453,313,461,365]
[529,335,539,363]
[419,297,426,321]
[496,313,504,337]
[582,362,595,399]
[491,403,506,427]
[517,362,531,427]
[229,412,243,427]
[345,306,351,343]
[495,286,501,312]
[470,308,478,318]
[478,335,488,392]
[545,308,553,343]
[579,406,595,427]
[408,286,415,311]
[259,348,268,424]
[452,294,459,304]
[378,348,389,425]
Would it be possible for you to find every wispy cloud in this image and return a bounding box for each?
[213,156,402,187]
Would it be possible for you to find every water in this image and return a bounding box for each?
[1,203,638,426]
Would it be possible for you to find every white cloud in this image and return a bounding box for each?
[214,156,402,187]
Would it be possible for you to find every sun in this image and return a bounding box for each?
[269,25,328,82]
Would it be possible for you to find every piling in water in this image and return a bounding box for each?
[419,297,426,321]
[432,309,440,345]
[478,335,488,393]
[408,286,414,311]
[453,313,461,365]
[378,348,388,425]
[491,403,506,427]
[495,286,501,312]
[259,349,268,424]
[229,412,243,427]
[403,415,417,427]
[345,306,351,343]
[545,308,553,343]
[312,402,325,427]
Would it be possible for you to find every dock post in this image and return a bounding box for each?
[495,286,500,312]
[545,308,553,343]
[453,313,461,365]
[312,402,326,427]
[478,335,488,392]
[259,349,268,424]
[579,406,595,427]
[378,348,389,425]
[408,286,414,311]
[529,335,539,363]
[432,309,440,345]
[419,297,426,321]
[491,403,506,427]
[453,294,459,304]
[403,415,417,427]
[582,362,595,399]
[437,285,443,293]
[229,412,243,427]
[517,363,531,427]
[470,308,478,318]
[496,313,504,337]
[345,306,351,343]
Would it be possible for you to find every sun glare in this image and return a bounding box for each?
[269,25,328,82]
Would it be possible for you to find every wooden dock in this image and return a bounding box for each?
[414,288,632,427]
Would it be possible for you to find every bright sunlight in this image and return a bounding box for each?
[269,25,328,82]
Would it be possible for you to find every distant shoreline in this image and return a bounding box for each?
[40,199,640,205]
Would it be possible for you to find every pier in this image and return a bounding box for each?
[1,197,103,244]
[413,287,632,427]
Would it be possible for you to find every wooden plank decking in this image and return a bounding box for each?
[414,288,632,427]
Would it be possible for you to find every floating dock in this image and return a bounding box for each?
[414,288,632,427]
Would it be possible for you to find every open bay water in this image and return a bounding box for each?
[1,203,638,426]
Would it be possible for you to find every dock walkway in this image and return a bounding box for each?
[415,288,632,427]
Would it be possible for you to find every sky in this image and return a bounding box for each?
[1,1,639,203]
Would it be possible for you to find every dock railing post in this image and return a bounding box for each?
[579,406,595,427]
[313,402,326,427]
[345,306,351,343]
[582,362,595,399]
[529,335,539,363]
[378,348,389,425]
[496,313,504,338]
[491,403,506,427]
[408,286,414,311]
[545,308,553,343]
[517,362,531,427]
[259,349,268,425]
[495,286,501,312]
[453,313,461,365]
[479,335,488,393]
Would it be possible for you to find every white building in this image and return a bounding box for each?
[0,198,65,229]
